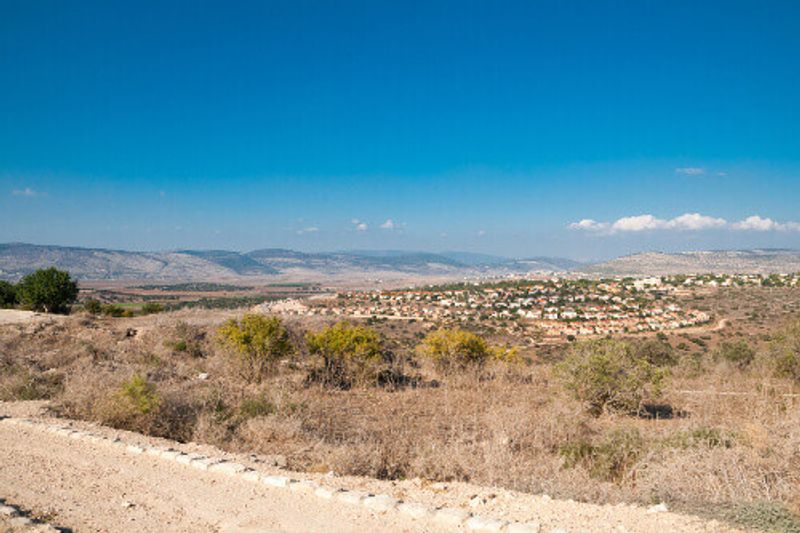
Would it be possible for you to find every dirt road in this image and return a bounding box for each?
[0,404,736,533]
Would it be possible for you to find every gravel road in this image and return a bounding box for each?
[0,402,737,533]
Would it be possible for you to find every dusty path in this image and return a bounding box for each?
[0,405,736,533]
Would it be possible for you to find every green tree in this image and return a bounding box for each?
[306,321,386,387]
[0,281,17,308]
[216,314,293,382]
[558,339,666,416]
[16,268,79,314]
[417,327,517,373]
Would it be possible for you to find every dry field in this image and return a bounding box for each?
[1,291,800,532]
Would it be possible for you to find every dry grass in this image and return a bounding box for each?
[1,308,799,529]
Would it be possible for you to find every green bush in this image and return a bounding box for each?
[83,299,103,315]
[141,302,164,315]
[558,339,666,415]
[238,396,276,419]
[119,374,161,415]
[560,427,644,482]
[306,321,388,387]
[715,340,756,369]
[216,314,293,382]
[0,280,17,308]
[16,267,79,314]
[768,318,800,382]
[101,304,126,317]
[416,327,517,373]
[634,338,678,367]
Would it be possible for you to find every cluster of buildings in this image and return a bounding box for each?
[264,277,716,340]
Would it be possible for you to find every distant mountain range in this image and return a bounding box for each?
[583,249,800,276]
[0,243,580,281]
[2,243,798,281]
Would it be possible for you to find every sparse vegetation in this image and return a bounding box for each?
[417,327,518,373]
[558,339,667,415]
[305,321,390,387]
[0,280,17,308]
[216,314,293,382]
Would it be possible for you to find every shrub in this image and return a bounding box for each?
[16,267,79,314]
[558,339,666,415]
[238,396,276,419]
[216,314,293,382]
[82,299,103,315]
[715,340,756,369]
[634,338,678,367]
[0,280,17,308]
[119,373,161,415]
[768,318,800,382]
[101,304,126,317]
[560,427,644,483]
[167,321,205,357]
[141,302,164,315]
[416,328,518,373]
[306,321,388,387]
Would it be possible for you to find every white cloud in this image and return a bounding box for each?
[731,215,800,232]
[477,229,486,237]
[612,214,668,232]
[675,167,705,176]
[11,187,40,197]
[570,212,800,234]
[667,213,727,230]
[380,219,396,230]
[568,219,609,232]
[350,219,368,232]
[296,226,319,235]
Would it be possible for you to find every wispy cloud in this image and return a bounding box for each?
[569,212,799,234]
[296,226,319,235]
[675,167,706,176]
[351,219,368,232]
[11,187,41,197]
[380,219,397,230]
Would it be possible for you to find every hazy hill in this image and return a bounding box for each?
[0,243,577,281]
[584,249,800,275]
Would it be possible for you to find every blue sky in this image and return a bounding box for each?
[1,1,799,260]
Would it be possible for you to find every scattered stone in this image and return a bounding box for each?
[197,372,209,380]
[433,507,471,526]
[314,486,337,499]
[191,457,222,471]
[362,494,398,512]
[506,522,542,533]
[176,453,205,465]
[465,515,508,532]
[159,449,182,460]
[336,490,367,505]
[262,475,290,488]
[469,496,485,508]
[145,446,164,457]
[289,479,318,493]
[121,501,134,509]
[647,503,668,514]
[9,516,32,527]
[0,505,18,516]
[398,502,431,519]
[209,461,247,475]
[241,469,261,483]
[125,444,145,454]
